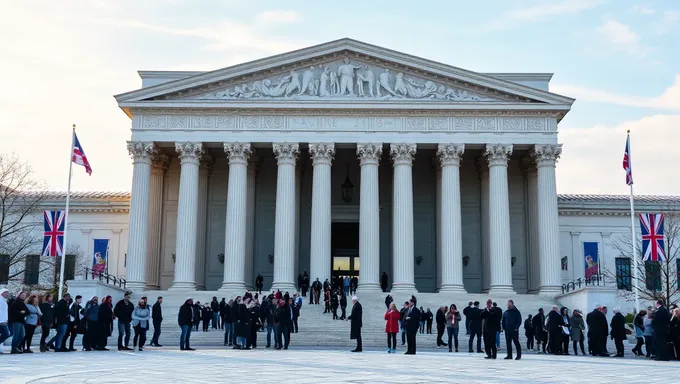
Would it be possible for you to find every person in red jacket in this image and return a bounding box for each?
[384,303,401,353]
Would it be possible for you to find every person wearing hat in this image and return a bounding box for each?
[0,288,10,353]
[347,295,363,352]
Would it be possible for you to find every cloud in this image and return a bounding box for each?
[551,75,680,111]
[255,10,303,24]
[488,0,600,30]
[631,5,655,15]
[596,20,648,57]
[557,115,680,195]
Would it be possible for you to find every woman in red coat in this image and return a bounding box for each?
[385,303,401,353]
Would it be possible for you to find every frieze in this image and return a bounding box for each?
[137,113,555,134]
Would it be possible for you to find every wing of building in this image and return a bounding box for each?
[3,39,678,314]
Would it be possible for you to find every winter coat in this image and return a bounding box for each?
[84,301,99,322]
[25,303,42,326]
[39,302,55,327]
[633,313,645,338]
[132,305,151,329]
[234,303,250,337]
[178,301,194,326]
[348,302,362,340]
[445,310,462,329]
[97,304,113,336]
[481,306,502,333]
[113,300,134,323]
[384,309,400,333]
[9,299,29,324]
[502,306,522,331]
[642,316,653,337]
[524,318,534,336]
[569,314,586,342]
[152,301,163,322]
[610,312,627,341]
[54,299,70,326]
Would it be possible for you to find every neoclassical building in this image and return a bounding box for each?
[111,38,578,295]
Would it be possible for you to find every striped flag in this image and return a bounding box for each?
[640,213,666,262]
[42,210,65,257]
[72,132,92,175]
[622,133,633,185]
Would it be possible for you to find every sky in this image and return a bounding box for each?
[1,0,678,195]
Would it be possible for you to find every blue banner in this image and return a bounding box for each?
[583,242,599,279]
[92,239,109,276]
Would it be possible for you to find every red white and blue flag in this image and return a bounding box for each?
[640,213,666,262]
[72,132,92,175]
[622,134,633,185]
[42,210,65,257]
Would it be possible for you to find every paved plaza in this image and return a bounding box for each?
[1,347,675,384]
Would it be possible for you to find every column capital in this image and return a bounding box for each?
[484,144,513,166]
[437,143,465,167]
[224,142,252,165]
[273,142,299,165]
[390,143,417,165]
[309,143,335,166]
[532,144,562,167]
[150,153,170,172]
[175,142,203,165]
[357,143,383,165]
[126,141,155,164]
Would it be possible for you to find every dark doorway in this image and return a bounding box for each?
[331,222,359,280]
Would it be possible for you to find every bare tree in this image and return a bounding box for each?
[610,208,680,307]
[0,153,48,284]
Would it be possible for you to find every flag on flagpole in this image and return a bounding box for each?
[42,210,65,257]
[622,134,633,185]
[640,213,666,262]
[72,132,92,175]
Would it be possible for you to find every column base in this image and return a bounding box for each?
[126,281,146,293]
[537,285,562,296]
[488,285,516,295]
[356,283,382,293]
[144,284,160,291]
[220,282,247,292]
[270,282,297,292]
[438,284,467,293]
[169,281,197,291]
[195,285,206,291]
[389,283,418,294]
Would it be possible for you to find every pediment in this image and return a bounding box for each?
[116,38,574,108]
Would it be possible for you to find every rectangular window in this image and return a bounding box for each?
[24,255,40,285]
[54,254,77,283]
[645,260,661,291]
[0,254,9,285]
[615,257,632,291]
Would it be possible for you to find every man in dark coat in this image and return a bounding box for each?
[652,299,670,361]
[223,299,233,346]
[463,301,473,335]
[274,299,292,350]
[547,306,563,355]
[113,293,134,351]
[404,298,421,354]
[532,308,546,353]
[178,298,195,351]
[586,305,609,356]
[67,295,83,351]
[481,299,501,359]
[502,300,522,360]
[82,296,99,351]
[150,296,163,347]
[467,301,483,353]
[347,296,363,352]
[39,294,55,351]
[435,306,448,347]
[610,308,627,357]
[53,293,71,352]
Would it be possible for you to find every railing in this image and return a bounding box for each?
[561,273,606,294]
[84,268,127,289]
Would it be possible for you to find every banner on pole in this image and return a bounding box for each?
[583,242,599,279]
[92,239,109,277]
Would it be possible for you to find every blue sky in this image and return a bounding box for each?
[1,0,678,195]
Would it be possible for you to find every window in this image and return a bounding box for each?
[0,254,9,285]
[615,257,632,291]
[24,255,40,285]
[54,254,77,283]
[645,260,661,291]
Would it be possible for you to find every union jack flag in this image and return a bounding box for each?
[42,210,65,257]
[640,213,666,262]
[72,132,92,175]
[622,134,633,185]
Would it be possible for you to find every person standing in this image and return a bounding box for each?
[399,302,408,346]
[502,299,522,360]
[669,308,680,359]
[446,304,462,352]
[22,295,42,353]
[113,293,134,350]
[524,314,534,351]
[223,299,233,347]
[570,309,586,355]
[150,296,163,347]
[468,301,483,353]
[67,295,83,351]
[210,297,219,329]
[132,298,151,351]
[38,293,55,352]
[404,298,421,355]
[82,296,99,351]
[559,307,571,354]
[610,308,627,357]
[52,292,71,352]
[9,291,28,354]
[178,298,195,351]
[643,310,655,358]
[480,299,498,359]
[348,295,363,352]
[651,300,670,361]
[532,308,547,353]
[339,292,347,321]
[547,306,563,355]
[435,306,448,348]
[0,289,10,354]
[97,296,114,351]
[586,304,609,356]
[463,301,473,335]
[384,303,400,353]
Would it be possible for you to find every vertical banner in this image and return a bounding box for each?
[92,239,109,277]
[583,242,599,279]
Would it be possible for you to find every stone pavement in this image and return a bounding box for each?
[0,347,676,384]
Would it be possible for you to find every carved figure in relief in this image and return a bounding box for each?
[330,71,339,95]
[337,58,362,96]
[299,66,316,95]
[357,65,375,97]
[284,70,301,96]
[319,66,331,97]
[377,69,397,96]
[394,73,408,97]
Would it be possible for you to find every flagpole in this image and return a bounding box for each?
[58,124,76,301]
[627,130,640,313]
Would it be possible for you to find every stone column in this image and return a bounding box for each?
[357,143,382,292]
[309,143,335,284]
[245,155,259,290]
[146,153,169,290]
[485,144,515,294]
[437,144,466,292]
[476,157,490,293]
[433,160,442,291]
[571,231,582,279]
[220,142,252,291]
[271,143,299,291]
[170,142,203,291]
[125,141,155,292]
[195,156,213,290]
[533,144,563,295]
[390,143,417,293]
[522,157,540,293]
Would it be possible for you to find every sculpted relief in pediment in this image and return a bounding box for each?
[188,58,498,102]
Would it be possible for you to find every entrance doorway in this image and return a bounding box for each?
[331,222,359,281]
